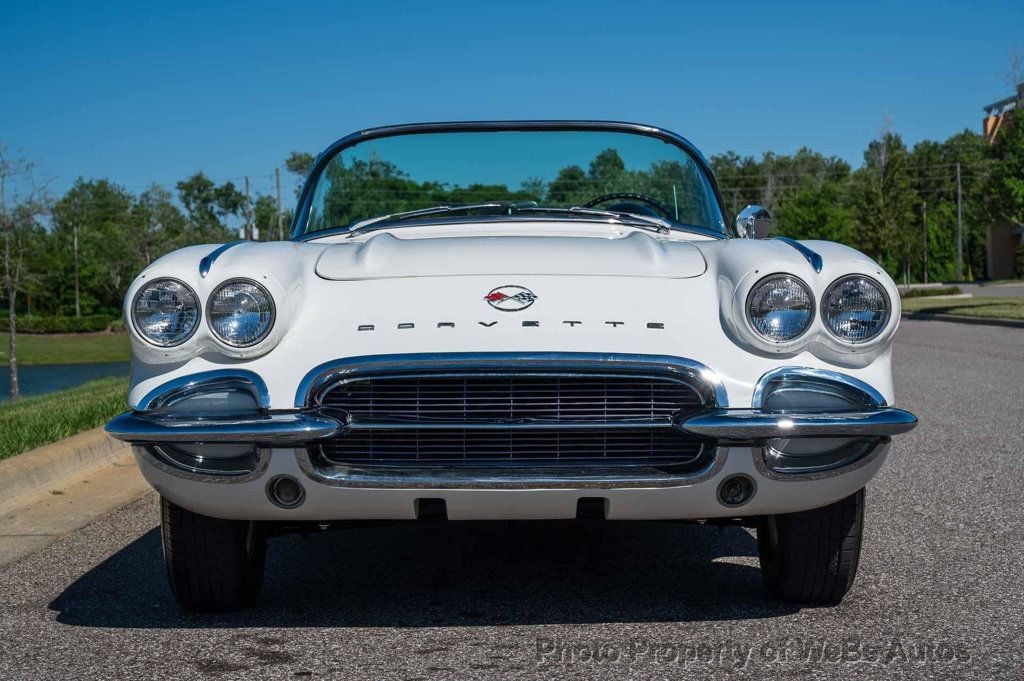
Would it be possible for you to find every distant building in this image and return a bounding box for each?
[983,85,1023,280]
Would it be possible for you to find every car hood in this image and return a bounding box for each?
[314,230,708,280]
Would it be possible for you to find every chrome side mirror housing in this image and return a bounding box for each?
[735,205,773,239]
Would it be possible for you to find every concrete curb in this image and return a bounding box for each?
[0,427,131,516]
[902,312,1024,330]
[901,293,972,300]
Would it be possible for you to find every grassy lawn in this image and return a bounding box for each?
[0,377,128,461]
[0,332,129,365]
[902,296,1024,320]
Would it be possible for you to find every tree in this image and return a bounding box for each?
[131,185,189,263]
[51,179,136,315]
[987,109,1024,230]
[285,151,315,197]
[909,131,991,281]
[175,172,242,241]
[546,165,589,205]
[0,147,49,398]
[588,149,627,196]
[775,180,855,244]
[253,195,278,240]
[713,148,853,231]
[285,151,314,177]
[854,132,920,280]
[710,152,764,217]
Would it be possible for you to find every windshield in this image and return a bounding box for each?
[297,126,727,238]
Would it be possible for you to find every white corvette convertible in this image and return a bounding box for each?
[107,121,917,611]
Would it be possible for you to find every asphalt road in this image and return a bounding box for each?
[1,320,1022,679]
[957,281,1024,298]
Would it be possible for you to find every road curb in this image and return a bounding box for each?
[902,312,1024,329]
[0,427,132,516]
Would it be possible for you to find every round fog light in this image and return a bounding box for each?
[717,474,756,508]
[267,475,305,509]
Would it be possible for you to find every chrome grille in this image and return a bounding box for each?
[312,370,708,470]
[318,375,703,424]
[316,428,704,465]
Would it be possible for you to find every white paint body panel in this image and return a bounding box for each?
[124,222,904,519]
[135,444,889,521]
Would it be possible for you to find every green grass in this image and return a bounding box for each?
[0,377,128,461]
[0,332,129,365]
[902,296,1024,320]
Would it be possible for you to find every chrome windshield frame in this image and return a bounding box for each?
[289,120,732,240]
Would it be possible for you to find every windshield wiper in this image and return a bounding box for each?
[516,206,671,234]
[346,202,514,237]
[344,201,673,238]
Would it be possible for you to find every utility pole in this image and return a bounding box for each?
[73,220,80,317]
[275,167,283,240]
[244,176,253,241]
[955,163,963,282]
[922,202,928,284]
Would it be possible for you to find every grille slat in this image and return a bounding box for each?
[317,428,703,464]
[319,375,702,424]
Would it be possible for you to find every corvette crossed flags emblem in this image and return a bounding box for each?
[484,285,537,312]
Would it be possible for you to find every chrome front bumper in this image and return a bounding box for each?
[105,406,917,446]
[106,353,918,496]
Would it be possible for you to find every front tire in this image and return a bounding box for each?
[160,496,266,612]
[756,488,864,605]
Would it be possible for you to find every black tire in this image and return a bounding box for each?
[757,488,864,605]
[160,496,266,612]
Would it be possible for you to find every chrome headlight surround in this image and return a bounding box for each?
[820,275,891,345]
[744,273,815,344]
[130,277,201,348]
[207,278,276,348]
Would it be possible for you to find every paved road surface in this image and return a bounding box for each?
[1,320,1022,679]
[957,281,1024,298]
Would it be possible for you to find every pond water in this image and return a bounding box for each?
[0,362,130,402]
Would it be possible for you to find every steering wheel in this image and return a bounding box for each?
[582,192,672,219]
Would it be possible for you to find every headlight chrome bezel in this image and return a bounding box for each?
[820,274,891,345]
[130,277,201,348]
[206,277,277,348]
[744,273,816,344]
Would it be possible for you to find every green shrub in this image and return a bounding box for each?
[1015,243,1024,279]
[0,314,119,333]
[900,286,961,299]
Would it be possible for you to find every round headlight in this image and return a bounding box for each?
[208,279,275,347]
[822,275,890,344]
[746,274,814,343]
[131,278,200,347]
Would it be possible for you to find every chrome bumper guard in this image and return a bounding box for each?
[105,406,916,446]
[105,411,340,445]
[679,407,917,440]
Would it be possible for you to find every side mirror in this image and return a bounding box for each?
[735,205,773,239]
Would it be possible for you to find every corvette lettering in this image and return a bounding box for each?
[356,321,665,330]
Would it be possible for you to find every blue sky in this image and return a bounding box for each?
[1,0,1022,202]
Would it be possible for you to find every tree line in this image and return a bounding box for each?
[0,151,314,321]
[2,113,1023,324]
[711,123,1023,284]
